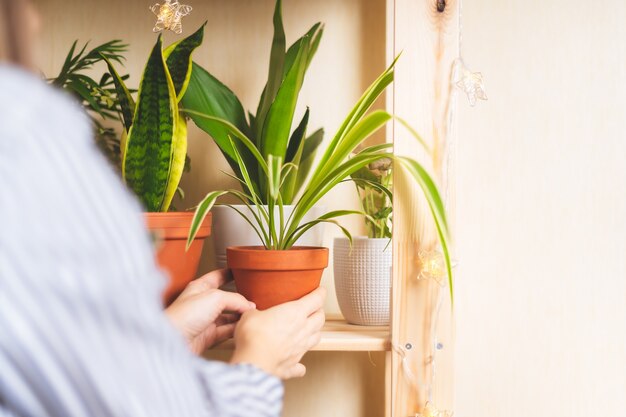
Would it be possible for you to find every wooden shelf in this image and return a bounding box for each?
[212,320,390,352]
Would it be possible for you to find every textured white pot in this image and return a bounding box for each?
[333,237,392,326]
[211,205,326,268]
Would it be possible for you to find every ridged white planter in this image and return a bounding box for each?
[333,237,392,326]
[211,205,326,269]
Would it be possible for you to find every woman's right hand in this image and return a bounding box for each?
[230,287,326,380]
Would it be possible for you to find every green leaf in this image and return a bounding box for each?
[288,150,392,239]
[181,109,268,176]
[285,218,353,250]
[267,155,283,200]
[187,190,228,248]
[396,157,453,304]
[164,23,206,101]
[123,35,178,212]
[181,63,254,177]
[293,128,323,197]
[320,110,392,181]
[101,54,135,132]
[161,115,188,212]
[260,35,311,160]
[284,23,323,77]
[285,108,309,163]
[281,109,310,203]
[254,0,286,138]
[314,55,399,178]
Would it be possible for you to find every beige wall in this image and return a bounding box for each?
[33,1,387,416]
[455,0,626,416]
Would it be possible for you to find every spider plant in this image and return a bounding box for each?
[185,57,455,302]
[103,24,205,212]
[181,0,324,204]
[48,39,131,167]
[351,158,393,239]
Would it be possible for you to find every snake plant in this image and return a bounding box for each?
[103,24,205,212]
[185,57,455,302]
[181,0,324,204]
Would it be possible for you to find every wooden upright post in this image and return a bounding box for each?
[388,0,459,415]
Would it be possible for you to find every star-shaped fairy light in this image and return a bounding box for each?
[416,402,454,417]
[454,59,487,106]
[150,0,192,34]
[416,250,448,286]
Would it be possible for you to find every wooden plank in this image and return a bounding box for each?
[389,0,459,415]
[211,320,391,352]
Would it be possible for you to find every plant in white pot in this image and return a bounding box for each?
[184,53,454,310]
[181,0,326,267]
[334,158,394,325]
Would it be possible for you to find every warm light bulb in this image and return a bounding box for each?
[416,402,454,417]
[150,0,193,34]
[416,250,447,285]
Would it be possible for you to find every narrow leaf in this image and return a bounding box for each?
[123,35,177,212]
[101,54,135,132]
[164,23,206,101]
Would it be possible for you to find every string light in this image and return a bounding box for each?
[416,402,454,417]
[454,59,487,106]
[150,0,192,34]
[416,249,450,286]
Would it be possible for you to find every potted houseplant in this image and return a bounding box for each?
[184,55,454,310]
[181,0,326,268]
[48,39,131,168]
[334,159,393,325]
[104,24,211,304]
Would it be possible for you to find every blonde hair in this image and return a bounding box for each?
[0,0,34,68]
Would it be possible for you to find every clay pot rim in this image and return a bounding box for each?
[145,212,212,240]
[227,246,329,270]
[227,245,327,252]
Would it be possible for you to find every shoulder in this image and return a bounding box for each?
[0,64,90,144]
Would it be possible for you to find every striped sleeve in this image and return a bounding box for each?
[0,65,283,417]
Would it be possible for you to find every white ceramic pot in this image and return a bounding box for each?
[333,237,392,326]
[211,205,326,268]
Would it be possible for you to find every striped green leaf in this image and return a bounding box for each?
[123,35,177,212]
[164,23,206,101]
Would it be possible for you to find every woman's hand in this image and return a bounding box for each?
[166,269,255,355]
[230,287,326,380]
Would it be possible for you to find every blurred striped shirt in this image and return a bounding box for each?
[0,66,282,417]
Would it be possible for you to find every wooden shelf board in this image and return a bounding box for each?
[212,320,390,352]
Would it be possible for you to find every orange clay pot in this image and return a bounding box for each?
[227,246,329,310]
[145,212,212,306]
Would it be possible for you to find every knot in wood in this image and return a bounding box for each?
[436,0,446,12]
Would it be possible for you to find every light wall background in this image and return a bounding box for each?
[454,0,626,416]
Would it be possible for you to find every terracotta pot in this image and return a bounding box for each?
[145,212,212,305]
[227,246,329,310]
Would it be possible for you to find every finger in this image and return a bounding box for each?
[304,309,325,334]
[216,313,240,326]
[284,363,306,379]
[306,331,322,350]
[194,269,232,291]
[214,323,237,343]
[291,287,326,316]
[212,290,255,314]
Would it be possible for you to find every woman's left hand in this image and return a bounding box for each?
[166,269,255,355]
